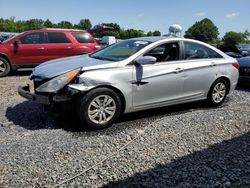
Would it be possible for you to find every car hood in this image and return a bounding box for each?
[31,55,117,79]
[237,56,250,67]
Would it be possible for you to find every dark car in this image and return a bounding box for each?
[236,44,250,56]
[0,29,101,77]
[238,56,250,82]
[226,52,250,82]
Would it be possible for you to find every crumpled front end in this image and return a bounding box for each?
[18,68,83,105]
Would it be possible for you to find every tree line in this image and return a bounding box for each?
[0,17,249,47]
[0,17,161,39]
[184,18,250,46]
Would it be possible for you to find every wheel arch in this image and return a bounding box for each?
[0,53,11,64]
[217,76,231,94]
[208,76,231,98]
[83,85,126,114]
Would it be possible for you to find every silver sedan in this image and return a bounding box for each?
[19,36,239,129]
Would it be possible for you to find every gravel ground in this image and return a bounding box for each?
[0,74,250,187]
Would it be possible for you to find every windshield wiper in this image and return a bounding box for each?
[90,55,116,61]
[91,56,105,60]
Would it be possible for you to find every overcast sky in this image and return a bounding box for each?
[0,0,249,37]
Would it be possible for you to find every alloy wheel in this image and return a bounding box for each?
[0,60,6,74]
[87,95,116,125]
[212,82,226,103]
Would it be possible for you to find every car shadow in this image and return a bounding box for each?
[236,83,250,92]
[8,70,32,77]
[118,100,218,123]
[103,131,250,187]
[5,99,229,134]
[5,101,57,130]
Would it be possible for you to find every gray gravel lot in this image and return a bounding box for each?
[0,74,250,187]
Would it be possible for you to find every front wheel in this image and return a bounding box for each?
[207,79,228,106]
[0,57,11,77]
[78,87,122,130]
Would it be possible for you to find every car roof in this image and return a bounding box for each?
[131,36,180,42]
[24,29,88,33]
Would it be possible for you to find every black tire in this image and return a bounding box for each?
[207,78,228,107]
[0,57,11,77]
[78,87,122,130]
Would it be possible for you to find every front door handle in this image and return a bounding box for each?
[65,46,72,49]
[210,62,216,67]
[175,68,184,73]
[131,80,149,86]
[37,47,45,51]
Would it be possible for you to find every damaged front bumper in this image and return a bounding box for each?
[18,85,50,104]
[18,85,72,105]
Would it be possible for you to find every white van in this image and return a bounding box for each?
[101,36,116,45]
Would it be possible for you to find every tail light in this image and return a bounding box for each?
[232,62,240,70]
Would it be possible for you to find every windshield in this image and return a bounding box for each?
[90,39,151,61]
[2,33,22,43]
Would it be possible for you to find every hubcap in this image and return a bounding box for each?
[0,60,6,73]
[88,95,116,125]
[212,82,226,103]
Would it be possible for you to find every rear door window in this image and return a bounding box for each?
[72,33,94,43]
[47,32,71,43]
[183,42,222,60]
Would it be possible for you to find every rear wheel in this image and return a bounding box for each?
[0,57,11,77]
[78,87,122,130]
[207,79,228,106]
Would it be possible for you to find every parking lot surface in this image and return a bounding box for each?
[0,75,250,187]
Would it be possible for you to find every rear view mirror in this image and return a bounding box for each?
[14,40,21,47]
[135,56,157,66]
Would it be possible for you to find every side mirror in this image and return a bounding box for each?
[135,56,157,66]
[14,40,21,47]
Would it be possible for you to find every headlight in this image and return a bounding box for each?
[36,68,81,93]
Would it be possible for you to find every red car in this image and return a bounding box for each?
[0,29,101,77]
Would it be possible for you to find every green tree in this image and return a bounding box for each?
[56,21,73,29]
[2,17,18,32]
[101,30,120,38]
[0,18,8,31]
[126,29,145,38]
[15,20,26,32]
[76,19,92,30]
[243,29,250,39]
[147,31,153,36]
[119,29,129,39]
[222,31,246,46]
[153,30,161,36]
[184,18,219,43]
[24,19,44,30]
[44,19,53,28]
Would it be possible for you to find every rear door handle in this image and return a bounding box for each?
[175,68,184,73]
[65,46,72,49]
[37,47,45,51]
